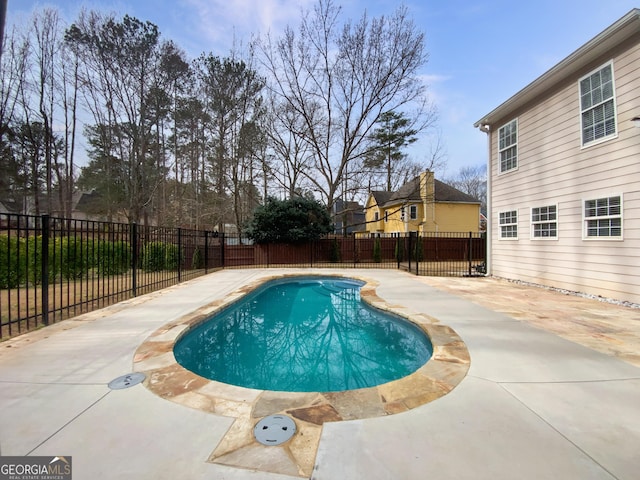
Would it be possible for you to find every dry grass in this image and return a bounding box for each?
[0,269,208,340]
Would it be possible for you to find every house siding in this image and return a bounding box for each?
[489,35,640,303]
[434,203,480,232]
[362,171,481,235]
[364,196,384,232]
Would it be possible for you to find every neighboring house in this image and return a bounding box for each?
[332,199,366,235]
[0,199,20,215]
[474,9,640,304]
[5,191,135,224]
[363,171,481,235]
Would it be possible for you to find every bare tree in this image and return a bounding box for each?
[0,24,30,209]
[57,24,81,217]
[265,94,314,199]
[31,8,62,214]
[67,11,185,224]
[446,164,487,210]
[258,0,435,211]
[195,53,265,231]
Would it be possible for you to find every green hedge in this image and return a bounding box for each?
[95,240,131,275]
[191,247,204,269]
[0,235,27,289]
[141,241,180,272]
[0,234,188,288]
[373,237,382,263]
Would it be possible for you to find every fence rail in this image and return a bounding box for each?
[222,232,486,275]
[1,213,485,339]
[0,214,223,338]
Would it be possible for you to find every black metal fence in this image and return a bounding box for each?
[223,232,486,276]
[0,214,223,338]
[1,213,485,339]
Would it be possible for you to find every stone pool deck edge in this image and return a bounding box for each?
[132,272,470,478]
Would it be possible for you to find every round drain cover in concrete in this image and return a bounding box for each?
[254,415,297,446]
[108,373,146,390]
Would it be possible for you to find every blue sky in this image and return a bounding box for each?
[7,0,640,176]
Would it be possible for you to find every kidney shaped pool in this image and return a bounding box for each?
[173,276,433,392]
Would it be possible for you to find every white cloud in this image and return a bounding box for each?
[419,73,451,85]
[183,0,314,51]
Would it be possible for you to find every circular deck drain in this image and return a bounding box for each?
[108,373,146,390]
[253,415,297,446]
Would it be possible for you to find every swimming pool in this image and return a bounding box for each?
[174,276,433,392]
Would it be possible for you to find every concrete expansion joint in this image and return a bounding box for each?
[496,376,640,385]
[498,382,622,480]
[0,380,109,386]
[25,390,112,456]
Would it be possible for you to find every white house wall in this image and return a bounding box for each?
[490,37,640,304]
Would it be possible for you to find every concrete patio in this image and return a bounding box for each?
[1,269,639,479]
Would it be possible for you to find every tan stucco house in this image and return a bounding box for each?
[475,9,640,304]
[363,171,481,235]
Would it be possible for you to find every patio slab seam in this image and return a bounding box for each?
[496,382,621,480]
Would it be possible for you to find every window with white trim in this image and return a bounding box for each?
[409,205,417,220]
[499,210,518,239]
[498,119,518,173]
[531,205,557,239]
[584,195,622,238]
[374,211,379,222]
[580,63,616,146]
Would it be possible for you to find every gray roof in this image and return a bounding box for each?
[381,177,480,206]
[371,191,393,205]
[434,180,480,203]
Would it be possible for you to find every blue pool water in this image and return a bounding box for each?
[174,277,433,392]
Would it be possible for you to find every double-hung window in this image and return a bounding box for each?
[580,63,617,146]
[499,210,518,239]
[409,205,417,220]
[584,195,622,239]
[531,205,557,239]
[498,119,518,173]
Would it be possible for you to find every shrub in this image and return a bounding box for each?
[141,241,180,272]
[395,239,404,262]
[0,235,27,288]
[26,236,44,284]
[164,243,180,270]
[413,237,424,262]
[95,240,131,275]
[373,237,382,263]
[55,237,91,280]
[191,246,204,269]
[246,197,333,244]
[329,238,341,263]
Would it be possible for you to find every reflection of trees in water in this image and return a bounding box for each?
[174,280,432,391]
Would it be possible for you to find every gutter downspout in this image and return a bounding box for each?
[479,124,491,276]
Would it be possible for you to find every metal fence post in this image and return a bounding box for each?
[220,232,225,267]
[415,233,420,275]
[407,233,413,274]
[177,227,182,283]
[204,231,209,274]
[41,215,49,326]
[131,222,138,297]
[353,234,356,267]
[468,231,473,277]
